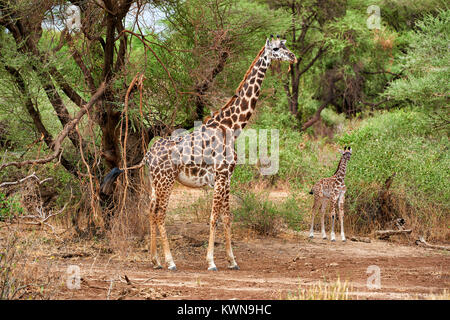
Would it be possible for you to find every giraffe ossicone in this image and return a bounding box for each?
[110,36,297,271]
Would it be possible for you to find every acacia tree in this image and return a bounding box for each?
[160,0,289,127]
[0,0,151,173]
[266,0,346,117]
[0,0,285,230]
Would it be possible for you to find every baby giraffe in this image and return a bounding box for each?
[309,147,352,242]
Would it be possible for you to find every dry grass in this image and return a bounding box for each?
[345,184,450,243]
[0,228,62,299]
[427,289,450,300]
[286,279,351,300]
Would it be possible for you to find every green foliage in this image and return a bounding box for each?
[380,0,449,31]
[384,10,449,112]
[0,1,448,241]
[0,193,24,221]
[338,110,449,206]
[232,191,303,235]
[232,92,346,190]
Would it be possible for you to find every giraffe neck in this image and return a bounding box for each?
[334,157,348,181]
[212,47,271,134]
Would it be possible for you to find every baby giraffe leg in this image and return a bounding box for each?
[339,193,346,242]
[330,199,338,242]
[309,197,319,238]
[320,200,327,239]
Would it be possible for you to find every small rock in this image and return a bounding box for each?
[329,262,339,267]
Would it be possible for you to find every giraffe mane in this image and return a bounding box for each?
[333,156,343,175]
[203,45,266,124]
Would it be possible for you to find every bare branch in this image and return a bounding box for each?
[0,172,52,188]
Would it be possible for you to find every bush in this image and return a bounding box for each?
[0,193,24,222]
[232,191,303,235]
[337,109,449,240]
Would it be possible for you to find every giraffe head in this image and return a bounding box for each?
[265,35,297,63]
[340,146,352,161]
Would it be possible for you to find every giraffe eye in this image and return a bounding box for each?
[273,47,280,51]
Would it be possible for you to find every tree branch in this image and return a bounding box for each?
[0,172,52,188]
[0,82,106,172]
[2,64,79,175]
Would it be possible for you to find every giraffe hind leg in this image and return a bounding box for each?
[152,179,177,271]
[309,196,319,238]
[149,197,162,269]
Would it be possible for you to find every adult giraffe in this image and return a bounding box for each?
[111,36,296,271]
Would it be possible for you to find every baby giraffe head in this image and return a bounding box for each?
[340,146,352,161]
[265,35,297,64]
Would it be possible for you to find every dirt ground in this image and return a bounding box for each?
[1,186,449,300]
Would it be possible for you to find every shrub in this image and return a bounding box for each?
[232,191,303,235]
[0,193,24,222]
[338,110,449,240]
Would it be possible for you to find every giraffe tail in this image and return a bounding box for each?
[100,161,146,195]
[309,189,314,195]
[100,167,124,195]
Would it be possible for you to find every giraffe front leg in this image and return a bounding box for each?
[206,211,218,271]
[206,172,228,271]
[223,203,239,270]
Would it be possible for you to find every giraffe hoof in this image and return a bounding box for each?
[331,239,336,242]
[228,265,240,270]
[309,235,314,239]
[208,266,218,271]
[168,265,177,271]
[153,265,163,270]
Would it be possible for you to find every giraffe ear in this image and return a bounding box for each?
[280,39,286,45]
[339,149,344,154]
[266,38,271,47]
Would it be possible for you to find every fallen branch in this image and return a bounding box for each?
[301,99,330,131]
[375,229,412,240]
[0,82,106,172]
[415,236,449,251]
[18,201,69,232]
[0,172,52,188]
[16,187,73,232]
[350,236,371,243]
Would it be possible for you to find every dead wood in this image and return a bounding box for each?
[350,236,371,243]
[0,172,52,188]
[415,236,450,251]
[375,229,412,240]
